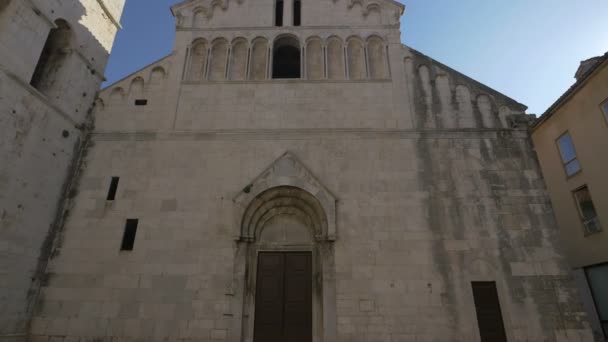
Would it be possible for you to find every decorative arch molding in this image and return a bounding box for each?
[249,37,269,80]
[149,66,167,84]
[192,7,207,27]
[173,0,404,25]
[172,0,242,25]
[331,0,404,21]
[109,87,125,103]
[346,36,366,80]
[209,38,229,80]
[366,35,387,79]
[128,76,145,98]
[182,34,390,82]
[230,152,338,342]
[305,37,324,80]
[363,3,381,17]
[92,98,105,114]
[233,152,337,242]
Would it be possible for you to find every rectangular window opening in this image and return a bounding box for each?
[585,263,608,339]
[293,0,301,26]
[573,186,602,235]
[556,132,581,177]
[275,0,283,26]
[602,100,608,123]
[471,281,507,342]
[134,99,148,106]
[106,177,119,201]
[121,219,138,251]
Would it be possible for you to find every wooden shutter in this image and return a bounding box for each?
[472,282,508,342]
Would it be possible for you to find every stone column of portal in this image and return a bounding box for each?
[283,0,293,26]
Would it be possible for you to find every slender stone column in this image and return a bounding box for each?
[283,0,293,26]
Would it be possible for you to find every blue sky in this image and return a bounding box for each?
[104,0,608,114]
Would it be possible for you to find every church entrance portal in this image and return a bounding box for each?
[253,252,312,342]
[231,153,338,342]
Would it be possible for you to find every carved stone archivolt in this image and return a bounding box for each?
[233,152,337,242]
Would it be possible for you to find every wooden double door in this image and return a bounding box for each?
[253,252,313,342]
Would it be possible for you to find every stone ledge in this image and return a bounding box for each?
[90,128,531,141]
[0,67,78,126]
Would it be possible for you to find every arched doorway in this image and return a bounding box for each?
[230,153,337,342]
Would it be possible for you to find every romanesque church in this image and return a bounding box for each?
[1,0,597,341]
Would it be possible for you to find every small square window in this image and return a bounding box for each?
[602,100,608,122]
[134,99,148,106]
[556,132,581,177]
[573,186,602,235]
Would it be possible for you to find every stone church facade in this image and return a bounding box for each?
[17,0,596,341]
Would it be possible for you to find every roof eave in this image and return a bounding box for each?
[531,54,608,131]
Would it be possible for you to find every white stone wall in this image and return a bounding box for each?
[0,0,124,339]
[22,0,595,341]
[29,134,593,342]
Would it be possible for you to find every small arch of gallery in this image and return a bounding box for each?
[184,34,391,82]
[105,65,168,107]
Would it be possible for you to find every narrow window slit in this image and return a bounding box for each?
[471,282,507,342]
[293,0,301,26]
[121,219,138,251]
[275,0,283,26]
[134,99,148,106]
[106,177,119,201]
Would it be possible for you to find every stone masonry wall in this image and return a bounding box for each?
[29,132,593,341]
[0,0,124,339]
[25,0,595,341]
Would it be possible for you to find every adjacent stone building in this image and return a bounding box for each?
[5,0,597,341]
[531,53,608,342]
[0,0,125,340]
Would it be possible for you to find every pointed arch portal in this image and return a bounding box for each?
[230,152,337,342]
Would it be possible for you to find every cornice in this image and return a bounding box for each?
[91,128,531,141]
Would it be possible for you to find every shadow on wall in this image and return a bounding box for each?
[1,0,114,115]
[0,0,120,338]
[30,19,72,94]
[0,0,9,12]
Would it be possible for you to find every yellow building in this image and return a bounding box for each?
[531,53,608,341]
